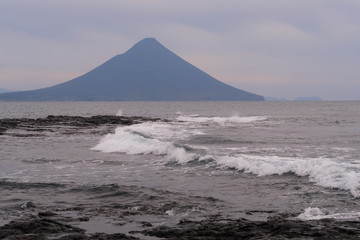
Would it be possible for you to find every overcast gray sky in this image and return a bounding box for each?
[1,0,359,100]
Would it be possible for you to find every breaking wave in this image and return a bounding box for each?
[216,155,360,197]
[298,207,360,220]
[92,116,359,198]
[176,114,268,125]
[91,123,198,164]
[115,109,123,116]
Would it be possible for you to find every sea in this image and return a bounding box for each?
[0,101,359,234]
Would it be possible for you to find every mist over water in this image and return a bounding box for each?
[1,101,360,229]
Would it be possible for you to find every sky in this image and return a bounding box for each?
[1,0,360,100]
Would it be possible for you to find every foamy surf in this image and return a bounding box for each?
[92,114,360,198]
[216,155,360,197]
[92,123,198,163]
[115,109,123,116]
[176,114,268,125]
[298,207,360,220]
[92,121,360,197]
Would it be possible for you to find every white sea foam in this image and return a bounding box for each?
[92,123,198,163]
[216,154,360,197]
[176,114,268,125]
[116,109,123,116]
[122,122,203,140]
[92,118,360,197]
[298,207,360,220]
[165,209,176,216]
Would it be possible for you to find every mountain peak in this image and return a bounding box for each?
[124,38,169,56]
[137,37,159,44]
[0,38,264,101]
[130,38,163,49]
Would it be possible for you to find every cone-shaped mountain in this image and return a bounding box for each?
[0,38,264,101]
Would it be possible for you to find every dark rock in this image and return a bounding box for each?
[57,234,89,240]
[0,218,84,239]
[90,233,139,240]
[38,212,58,217]
[78,217,90,222]
[4,234,47,240]
[0,115,162,136]
[142,217,360,240]
[0,218,139,240]
[20,201,37,209]
[141,221,152,227]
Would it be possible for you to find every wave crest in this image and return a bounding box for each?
[298,207,360,220]
[216,155,360,197]
[176,114,268,125]
[91,124,198,164]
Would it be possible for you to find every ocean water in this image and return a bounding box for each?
[0,101,359,231]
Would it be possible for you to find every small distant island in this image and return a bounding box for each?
[0,88,12,93]
[265,96,323,101]
[0,38,264,101]
[294,96,322,101]
[264,96,288,101]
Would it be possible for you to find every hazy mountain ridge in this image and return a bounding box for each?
[0,38,264,101]
[0,88,12,93]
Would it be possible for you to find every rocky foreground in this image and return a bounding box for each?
[0,216,138,240]
[1,214,360,240]
[140,216,360,240]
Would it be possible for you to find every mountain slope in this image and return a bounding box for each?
[0,88,12,93]
[0,38,264,101]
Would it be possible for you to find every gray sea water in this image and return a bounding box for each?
[0,101,359,233]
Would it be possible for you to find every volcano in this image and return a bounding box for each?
[0,38,264,101]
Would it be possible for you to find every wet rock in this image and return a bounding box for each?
[56,234,89,240]
[20,201,36,209]
[141,221,153,227]
[4,234,47,240]
[0,115,163,136]
[0,217,139,240]
[0,218,83,239]
[38,211,58,217]
[78,217,90,222]
[142,217,360,240]
[89,233,139,240]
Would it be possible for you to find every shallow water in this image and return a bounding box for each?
[0,101,359,233]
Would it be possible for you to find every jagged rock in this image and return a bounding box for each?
[141,217,360,240]
[0,115,162,136]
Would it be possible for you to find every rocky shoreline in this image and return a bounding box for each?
[141,216,360,239]
[1,213,360,240]
[0,216,138,240]
[1,178,359,240]
[0,115,163,136]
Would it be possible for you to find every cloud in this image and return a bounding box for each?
[248,21,316,44]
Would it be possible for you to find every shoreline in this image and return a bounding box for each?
[1,114,359,239]
[1,211,360,240]
[1,179,359,240]
[0,115,163,136]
